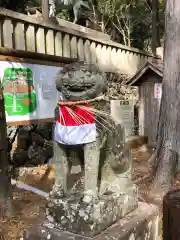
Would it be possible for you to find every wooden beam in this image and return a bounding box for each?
[0,55,64,68]
[0,81,12,216]
[0,47,76,64]
[7,118,55,126]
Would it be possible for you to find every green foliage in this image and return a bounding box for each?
[97,0,164,50]
[0,0,27,13]
[54,0,165,51]
[56,9,72,21]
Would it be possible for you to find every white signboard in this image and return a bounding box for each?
[111,100,134,138]
[0,60,63,123]
[154,83,162,99]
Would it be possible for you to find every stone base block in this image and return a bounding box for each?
[24,202,159,240]
[47,186,138,237]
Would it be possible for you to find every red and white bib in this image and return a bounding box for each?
[54,103,96,145]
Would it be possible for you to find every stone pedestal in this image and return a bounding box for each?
[24,202,159,240]
[47,185,138,237]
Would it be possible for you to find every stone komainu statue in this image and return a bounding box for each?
[51,61,134,203]
[49,0,98,24]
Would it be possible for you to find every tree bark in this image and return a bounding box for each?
[0,82,12,218]
[152,0,160,55]
[149,0,180,193]
[163,189,180,240]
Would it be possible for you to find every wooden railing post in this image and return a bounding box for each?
[163,189,180,240]
[42,0,49,22]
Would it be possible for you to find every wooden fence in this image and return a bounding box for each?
[0,8,157,76]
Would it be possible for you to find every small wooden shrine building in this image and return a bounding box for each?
[127,60,163,147]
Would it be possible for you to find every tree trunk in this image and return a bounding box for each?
[150,0,180,193]
[152,0,160,55]
[163,189,180,240]
[0,82,12,218]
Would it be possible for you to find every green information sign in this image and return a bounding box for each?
[2,68,37,116]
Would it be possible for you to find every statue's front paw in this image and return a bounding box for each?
[49,185,64,199]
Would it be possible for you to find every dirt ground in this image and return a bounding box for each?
[1,148,180,239]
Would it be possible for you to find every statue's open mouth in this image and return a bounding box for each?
[68,85,94,93]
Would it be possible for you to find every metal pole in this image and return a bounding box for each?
[42,0,49,22]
